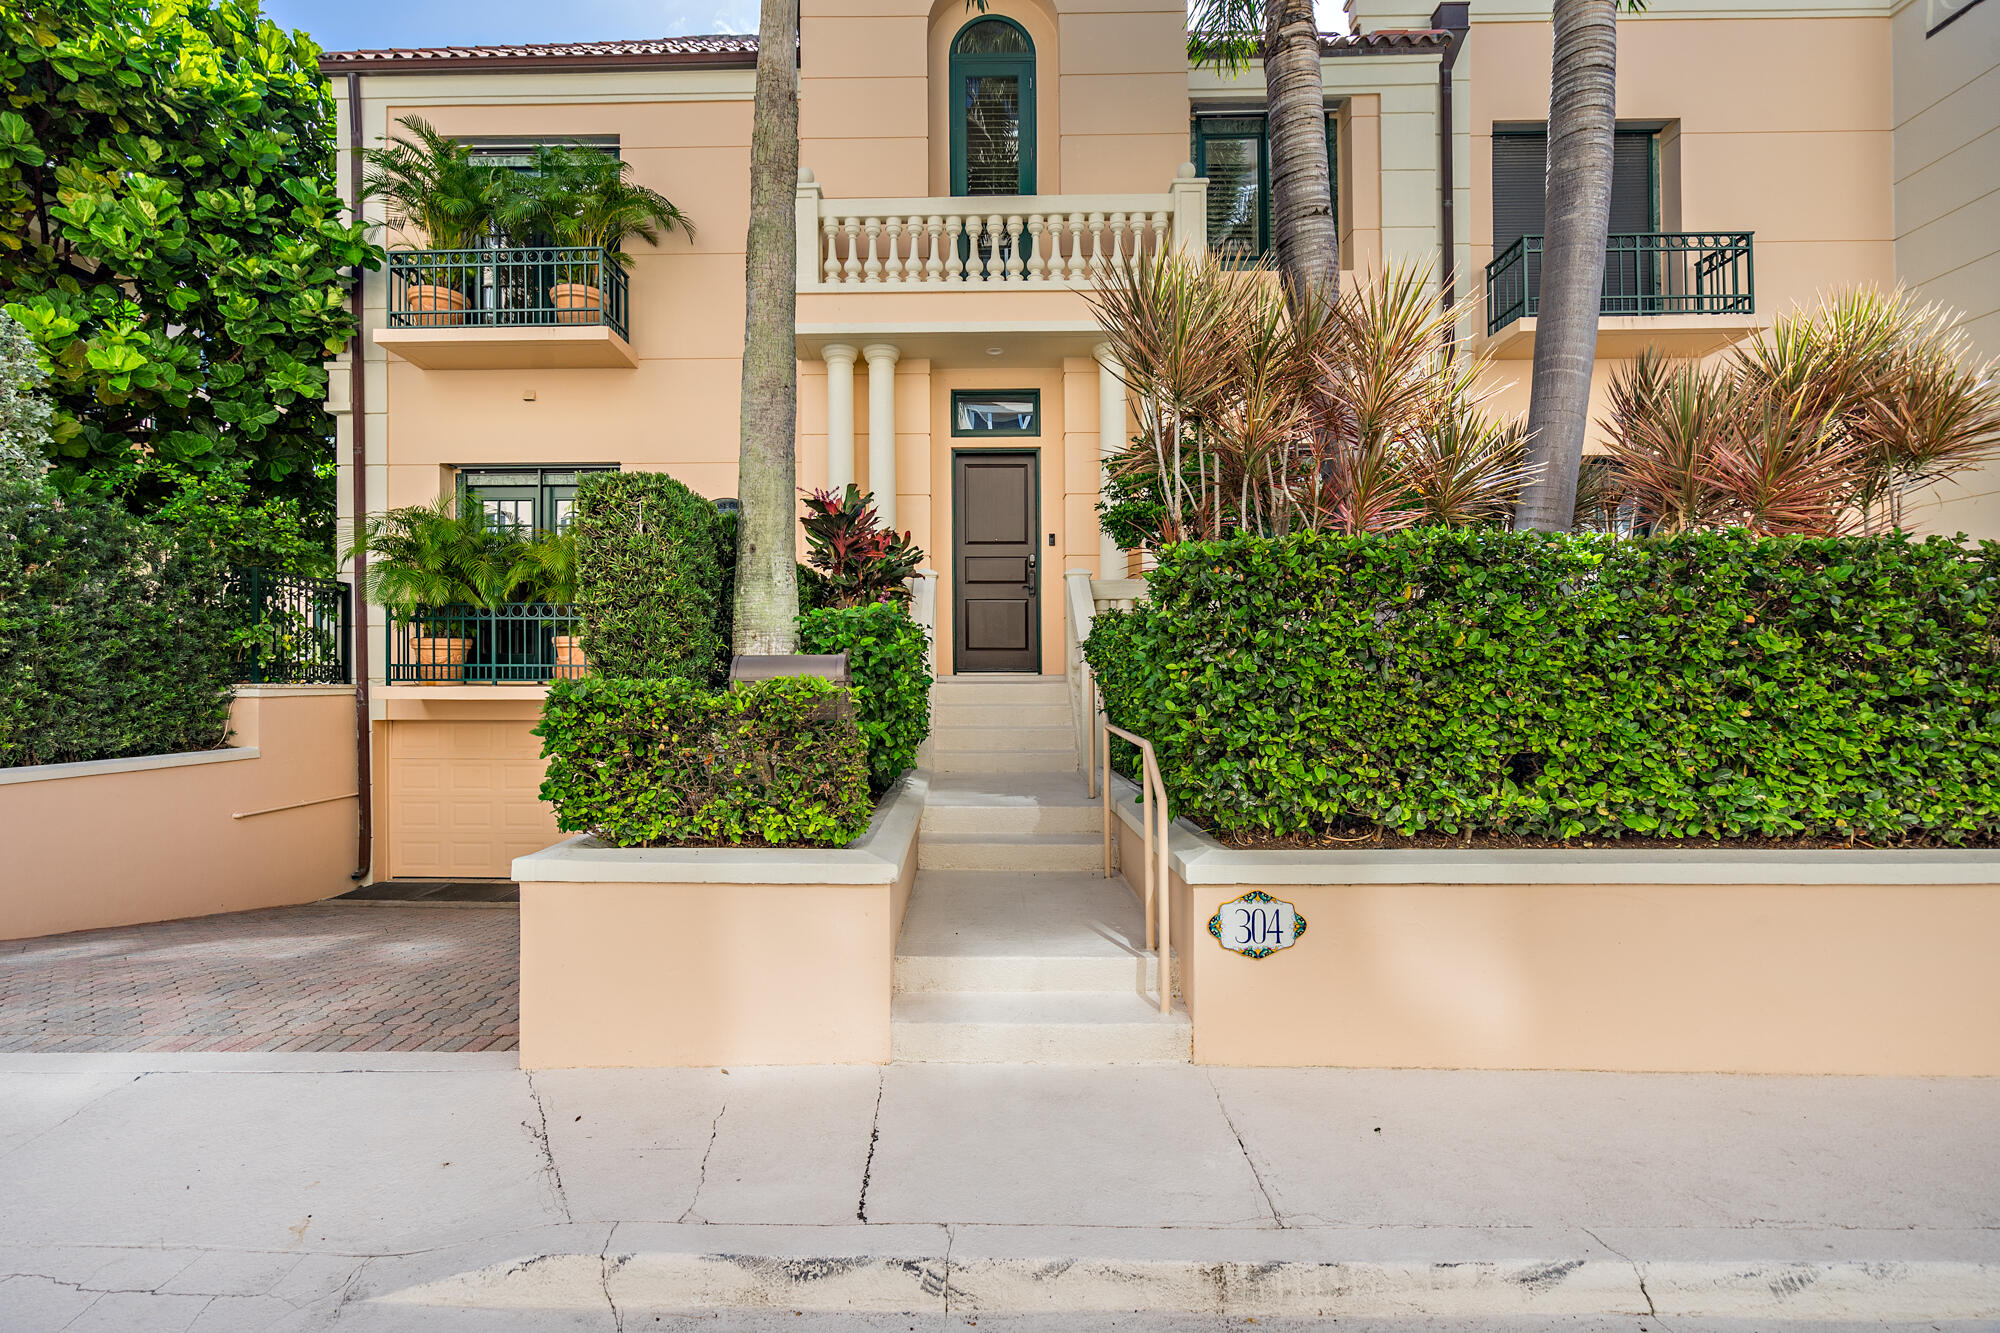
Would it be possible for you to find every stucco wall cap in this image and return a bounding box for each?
[1107,777,2000,886]
[512,770,928,885]
[0,746,258,787]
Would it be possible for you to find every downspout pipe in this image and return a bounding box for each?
[345,70,373,881]
[1432,3,1471,318]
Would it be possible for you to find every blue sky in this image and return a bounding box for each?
[263,0,1351,56]
[262,0,762,53]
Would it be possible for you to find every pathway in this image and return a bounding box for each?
[0,903,518,1053]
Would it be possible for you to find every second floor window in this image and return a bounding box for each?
[459,466,613,535]
[1192,111,1338,262]
[951,18,1037,196]
[1491,125,1659,257]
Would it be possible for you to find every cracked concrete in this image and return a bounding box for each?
[0,1056,1994,1329]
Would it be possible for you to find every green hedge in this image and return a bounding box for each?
[0,483,235,767]
[574,472,729,682]
[536,675,872,847]
[1083,529,2000,845]
[800,602,933,792]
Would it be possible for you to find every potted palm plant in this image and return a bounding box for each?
[518,530,588,678]
[500,144,695,323]
[345,496,533,683]
[362,116,504,326]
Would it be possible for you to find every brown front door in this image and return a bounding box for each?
[953,451,1040,672]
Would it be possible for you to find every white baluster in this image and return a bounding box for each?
[1065,213,1088,282]
[905,216,924,283]
[823,217,842,285]
[964,215,985,281]
[1151,209,1169,259]
[985,214,1004,281]
[1108,212,1127,270]
[1087,213,1106,279]
[924,216,945,283]
[1003,215,1025,282]
[945,215,965,283]
[863,218,883,283]
[882,217,904,283]
[1026,215,1048,283]
[842,218,862,284]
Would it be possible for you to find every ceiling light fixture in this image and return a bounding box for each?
[986,346,1004,356]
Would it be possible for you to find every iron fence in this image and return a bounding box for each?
[386,247,630,339]
[1485,232,1754,336]
[385,603,584,684]
[230,568,351,685]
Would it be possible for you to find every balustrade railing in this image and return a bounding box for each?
[386,247,630,338]
[385,603,584,685]
[812,201,1172,287]
[1484,232,1754,336]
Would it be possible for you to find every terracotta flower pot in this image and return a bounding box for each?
[552,634,590,680]
[550,282,603,325]
[404,283,470,328]
[413,636,473,683]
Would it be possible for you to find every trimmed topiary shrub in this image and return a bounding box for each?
[0,482,235,767]
[535,674,872,847]
[573,471,729,682]
[1084,529,2000,846]
[800,602,932,792]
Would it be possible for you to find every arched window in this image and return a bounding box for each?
[949,17,1036,196]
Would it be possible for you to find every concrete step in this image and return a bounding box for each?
[930,724,1077,753]
[896,950,1159,994]
[892,991,1190,1064]
[931,676,1070,707]
[931,701,1073,728]
[921,774,1101,835]
[934,748,1079,774]
[895,870,1154,996]
[917,832,1101,871]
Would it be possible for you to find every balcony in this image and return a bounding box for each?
[375,247,636,370]
[1482,232,1756,359]
[385,604,583,685]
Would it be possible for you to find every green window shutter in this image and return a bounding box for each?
[1492,127,1659,254]
[949,17,1037,196]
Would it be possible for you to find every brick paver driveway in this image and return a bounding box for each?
[0,903,517,1053]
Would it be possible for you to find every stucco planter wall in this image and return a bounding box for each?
[1109,778,2000,1076]
[0,687,360,941]
[511,771,928,1068]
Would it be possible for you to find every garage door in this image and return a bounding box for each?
[385,720,562,880]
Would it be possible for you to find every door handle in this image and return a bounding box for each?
[1025,556,1037,586]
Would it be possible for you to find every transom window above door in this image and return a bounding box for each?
[950,17,1036,197]
[458,466,613,535]
[952,390,1040,436]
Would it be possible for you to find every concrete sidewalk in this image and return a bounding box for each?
[0,1055,1994,1330]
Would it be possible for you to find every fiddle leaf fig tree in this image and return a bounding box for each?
[0,0,377,517]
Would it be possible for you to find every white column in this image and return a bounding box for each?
[1095,342,1127,576]
[821,343,858,492]
[863,343,900,528]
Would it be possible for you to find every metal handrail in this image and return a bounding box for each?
[1483,231,1756,336]
[1096,690,1172,1016]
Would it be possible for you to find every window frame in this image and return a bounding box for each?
[948,16,1038,197]
[456,465,615,536]
[1490,122,1662,255]
[1190,108,1338,263]
[950,389,1043,438]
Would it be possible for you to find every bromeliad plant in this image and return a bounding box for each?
[801,484,925,608]
[1088,253,1536,546]
[1598,288,2000,536]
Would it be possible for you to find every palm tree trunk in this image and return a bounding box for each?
[1262,0,1338,305]
[1514,0,1617,532]
[733,0,802,654]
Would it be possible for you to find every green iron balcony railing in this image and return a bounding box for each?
[1484,232,1754,337]
[385,603,584,685]
[386,247,630,340]
[228,567,352,685]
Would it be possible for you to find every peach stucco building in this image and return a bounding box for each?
[319,0,1995,882]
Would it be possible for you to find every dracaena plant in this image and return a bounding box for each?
[1597,287,2000,536]
[1087,252,1538,545]
[800,484,925,608]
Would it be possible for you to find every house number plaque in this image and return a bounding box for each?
[1208,891,1307,959]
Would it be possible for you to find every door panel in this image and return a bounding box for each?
[386,720,558,879]
[954,452,1040,673]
